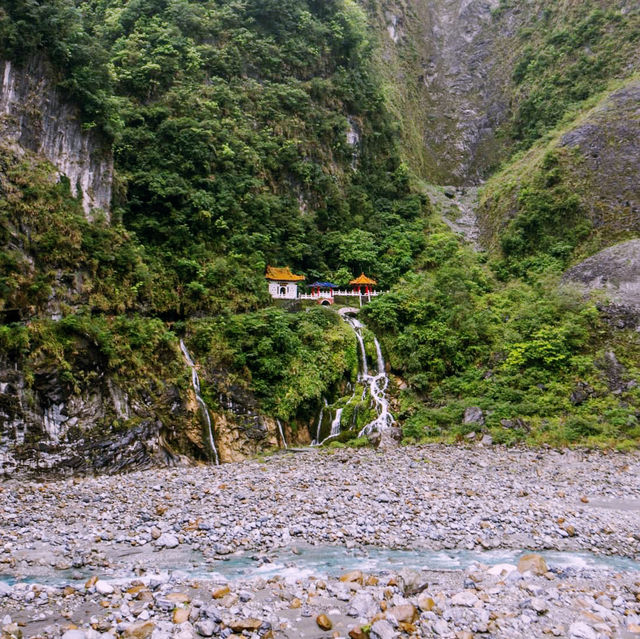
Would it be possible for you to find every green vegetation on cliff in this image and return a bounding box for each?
[1,0,639,460]
[498,1,639,149]
[0,0,427,447]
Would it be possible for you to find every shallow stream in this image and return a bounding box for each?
[2,544,639,588]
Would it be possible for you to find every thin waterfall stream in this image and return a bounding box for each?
[344,315,395,438]
[314,397,328,444]
[179,339,220,465]
[276,418,288,448]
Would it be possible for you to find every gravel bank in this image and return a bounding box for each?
[1,445,640,638]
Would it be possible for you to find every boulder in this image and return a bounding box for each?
[95,580,114,595]
[211,585,230,599]
[156,533,179,549]
[122,622,155,639]
[387,604,417,623]
[227,619,261,632]
[568,621,597,639]
[340,570,364,584]
[517,553,548,576]
[463,407,484,426]
[451,590,479,607]
[370,619,398,639]
[316,614,333,631]
[417,593,436,611]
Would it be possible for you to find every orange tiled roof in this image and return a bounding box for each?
[265,265,305,282]
[349,273,377,286]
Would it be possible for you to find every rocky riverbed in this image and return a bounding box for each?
[2,445,640,638]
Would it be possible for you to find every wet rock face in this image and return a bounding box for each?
[212,380,309,463]
[0,58,113,219]
[563,239,640,315]
[0,362,191,477]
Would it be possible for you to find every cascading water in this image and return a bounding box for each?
[179,340,220,465]
[329,408,344,437]
[276,419,288,449]
[343,316,395,438]
[314,398,328,444]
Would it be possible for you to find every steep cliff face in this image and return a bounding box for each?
[367,0,639,185]
[563,239,640,314]
[0,356,191,477]
[0,343,313,477]
[558,81,640,237]
[368,0,503,183]
[0,59,112,219]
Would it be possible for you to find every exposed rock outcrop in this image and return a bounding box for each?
[0,59,113,219]
[563,239,640,320]
[0,364,191,477]
[559,82,640,236]
[477,78,640,254]
[372,0,504,184]
[371,0,638,186]
[212,381,310,462]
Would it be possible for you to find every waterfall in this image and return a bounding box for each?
[314,397,328,444]
[349,317,369,378]
[343,316,395,438]
[276,419,288,449]
[316,407,344,445]
[179,340,220,465]
[330,408,343,437]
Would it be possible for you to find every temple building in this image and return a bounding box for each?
[265,266,305,299]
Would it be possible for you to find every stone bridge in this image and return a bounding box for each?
[338,307,359,316]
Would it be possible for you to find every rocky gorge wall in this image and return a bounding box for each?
[0,342,305,477]
[0,58,113,219]
[369,0,505,183]
[476,79,640,255]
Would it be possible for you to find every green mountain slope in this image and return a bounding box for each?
[1,0,639,473]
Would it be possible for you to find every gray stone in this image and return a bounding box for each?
[568,622,597,639]
[194,620,217,637]
[155,533,179,549]
[463,407,484,426]
[95,580,114,595]
[564,239,640,310]
[370,620,398,639]
[451,590,479,607]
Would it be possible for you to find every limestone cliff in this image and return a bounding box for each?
[368,0,504,183]
[0,59,112,219]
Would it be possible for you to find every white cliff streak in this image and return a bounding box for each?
[0,59,113,219]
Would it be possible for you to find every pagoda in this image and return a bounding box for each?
[266,266,305,299]
[350,273,377,296]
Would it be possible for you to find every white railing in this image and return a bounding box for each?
[298,290,384,300]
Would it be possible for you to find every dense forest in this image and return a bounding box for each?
[0,0,639,463]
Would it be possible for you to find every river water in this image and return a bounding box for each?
[2,544,638,588]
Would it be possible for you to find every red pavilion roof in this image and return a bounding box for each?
[349,273,377,286]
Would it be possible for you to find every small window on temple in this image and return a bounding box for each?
[280,286,286,296]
